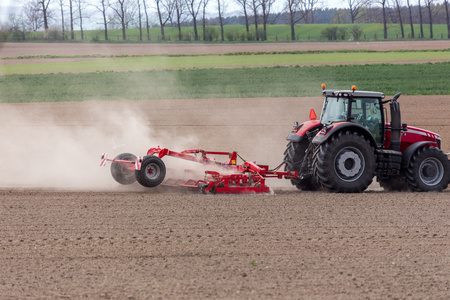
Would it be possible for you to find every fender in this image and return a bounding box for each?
[312,122,378,148]
[401,141,435,168]
[286,120,322,142]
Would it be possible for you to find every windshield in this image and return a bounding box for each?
[321,96,383,145]
[320,97,349,125]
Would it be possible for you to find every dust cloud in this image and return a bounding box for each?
[0,101,199,190]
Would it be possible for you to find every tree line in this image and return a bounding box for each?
[2,0,450,42]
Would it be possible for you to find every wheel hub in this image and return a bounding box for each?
[335,148,364,182]
[419,158,444,186]
[145,163,160,179]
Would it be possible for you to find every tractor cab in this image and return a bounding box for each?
[320,88,385,146]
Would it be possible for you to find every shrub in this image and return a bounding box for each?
[321,26,338,40]
[337,27,348,40]
[204,26,218,41]
[351,25,363,40]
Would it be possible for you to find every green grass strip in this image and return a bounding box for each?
[0,62,448,103]
[1,50,449,74]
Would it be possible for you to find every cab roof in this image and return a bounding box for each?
[322,90,385,99]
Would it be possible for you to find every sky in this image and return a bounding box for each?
[0,0,348,26]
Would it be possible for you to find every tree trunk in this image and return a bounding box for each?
[218,0,224,41]
[290,10,295,41]
[244,7,249,33]
[427,2,433,39]
[41,0,49,30]
[395,0,404,38]
[143,0,150,40]
[70,0,74,39]
[59,0,65,39]
[382,3,387,39]
[445,0,450,39]
[78,0,84,40]
[419,0,424,38]
[202,6,206,41]
[157,1,166,40]
[176,5,182,41]
[137,0,142,41]
[407,0,414,38]
[193,17,198,41]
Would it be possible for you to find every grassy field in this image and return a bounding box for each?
[1,62,448,103]
[24,23,450,42]
[1,49,450,75]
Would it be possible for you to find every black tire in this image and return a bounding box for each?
[284,140,318,191]
[135,156,166,188]
[110,153,137,185]
[406,146,450,192]
[377,175,409,192]
[314,131,376,193]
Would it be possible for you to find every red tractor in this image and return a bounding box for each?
[284,85,450,192]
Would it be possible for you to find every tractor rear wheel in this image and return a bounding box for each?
[111,153,137,185]
[314,131,376,193]
[284,140,318,191]
[406,146,450,192]
[135,156,166,188]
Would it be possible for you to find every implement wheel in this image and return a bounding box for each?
[135,156,166,188]
[406,146,450,192]
[314,131,376,193]
[111,153,137,185]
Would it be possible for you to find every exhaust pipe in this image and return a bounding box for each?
[389,93,402,151]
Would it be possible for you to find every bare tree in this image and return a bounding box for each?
[235,0,250,33]
[250,0,260,40]
[174,0,186,40]
[91,0,109,40]
[77,0,88,40]
[418,0,424,37]
[142,0,151,40]
[346,0,369,24]
[394,0,404,38]
[201,0,210,41]
[445,0,450,39]
[406,0,414,38]
[68,0,75,39]
[285,0,309,40]
[185,0,202,41]
[155,0,173,40]
[38,0,51,30]
[137,0,143,40]
[217,0,226,41]
[307,0,320,24]
[424,0,434,38]
[58,0,65,39]
[375,0,388,39]
[108,0,136,40]
[8,13,27,40]
[23,1,44,31]
[260,0,275,40]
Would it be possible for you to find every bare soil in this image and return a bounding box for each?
[0,42,449,299]
[1,41,450,57]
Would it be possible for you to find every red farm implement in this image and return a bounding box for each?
[100,146,298,194]
[101,86,450,194]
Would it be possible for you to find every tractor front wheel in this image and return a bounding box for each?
[314,131,376,193]
[406,146,450,192]
[284,140,318,191]
[111,153,137,185]
[135,156,166,188]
